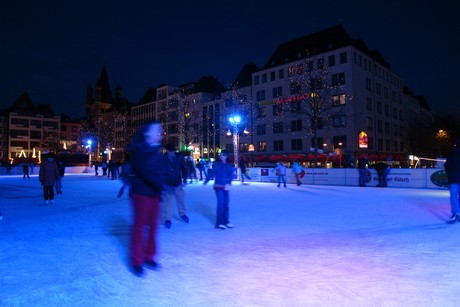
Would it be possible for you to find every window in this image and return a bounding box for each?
[256,124,266,135]
[288,66,294,77]
[290,101,301,113]
[272,86,283,98]
[340,52,347,64]
[332,73,345,86]
[257,141,267,152]
[377,120,382,132]
[394,141,399,152]
[317,58,324,69]
[240,143,249,153]
[256,90,266,101]
[296,64,303,74]
[278,69,284,79]
[366,97,373,111]
[378,139,383,150]
[332,94,346,106]
[386,140,391,151]
[273,104,283,116]
[310,78,323,90]
[290,82,302,94]
[291,139,302,150]
[273,140,284,151]
[270,71,276,81]
[385,122,390,134]
[291,120,302,132]
[333,115,347,127]
[376,101,382,114]
[376,83,381,95]
[328,55,335,67]
[273,122,283,134]
[333,136,347,149]
[384,104,389,116]
[254,75,260,85]
[256,103,266,118]
[365,78,372,91]
[367,117,373,130]
[262,74,267,83]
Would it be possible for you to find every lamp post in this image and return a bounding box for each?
[229,114,241,167]
[86,139,92,167]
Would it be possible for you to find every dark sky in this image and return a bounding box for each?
[1,1,459,119]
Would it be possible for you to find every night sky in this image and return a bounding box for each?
[1,1,459,119]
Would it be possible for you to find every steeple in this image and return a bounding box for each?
[95,63,113,104]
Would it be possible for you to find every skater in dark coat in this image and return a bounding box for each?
[374,162,390,187]
[212,150,234,229]
[128,121,168,276]
[358,157,369,187]
[23,164,30,179]
[238,156,251,183]
[445,141,460,223]
[39,152,60,205]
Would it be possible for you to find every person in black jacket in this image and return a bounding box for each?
[374,162,390,187]
[162,143,189,229]
[445,140,460,223]
[128,121,168,276]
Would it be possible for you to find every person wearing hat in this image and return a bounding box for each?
[445,140,460,223]
[162,143,189,229]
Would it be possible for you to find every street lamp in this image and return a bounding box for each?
[229,114,241,166]
[86,139,92,167]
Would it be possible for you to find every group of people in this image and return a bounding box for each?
[126,121,235,276]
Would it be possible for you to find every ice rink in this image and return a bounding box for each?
[0,173,457,306]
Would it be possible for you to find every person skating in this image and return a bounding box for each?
[358,156,369,187]
[272,161,287,187]
[23,163,30,179]
[127,121,168,276]
[238,156,251,183]
[445,140,460,223]
[162,143,189,229]
[291,160,305,186]
[212,150,234,229]
[39,152,60,205]
[374,162,390,187]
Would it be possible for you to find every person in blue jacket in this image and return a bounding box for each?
[445,140,460,223]
[212,150,234,229]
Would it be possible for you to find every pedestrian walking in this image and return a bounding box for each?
[212,150,234,229]
[127,121,168,276]
[197,157,207,181]
[272,161,287,187]
[162,143,189,229]
[445,140,460,223]
[39,152,60,205]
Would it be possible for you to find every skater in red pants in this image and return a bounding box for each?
[127,120,167,276]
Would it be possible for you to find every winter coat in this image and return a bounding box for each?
[213,161,234,189]
[128,142,168,197]
[164,153,184,187]
[39,158,60,186]
[238,158,247,173]
[273,162,287,175]
[445,146,460,184]
[291,162,304,174]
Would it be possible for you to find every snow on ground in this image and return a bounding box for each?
[0,174,457,306]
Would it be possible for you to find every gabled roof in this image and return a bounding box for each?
[8,92,36,116]
[264,24,390,69]
[232,62,261,88]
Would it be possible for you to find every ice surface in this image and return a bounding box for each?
[0,174,457,306]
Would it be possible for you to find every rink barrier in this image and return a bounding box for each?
[238,167,447,189]
[1,166,448,189]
